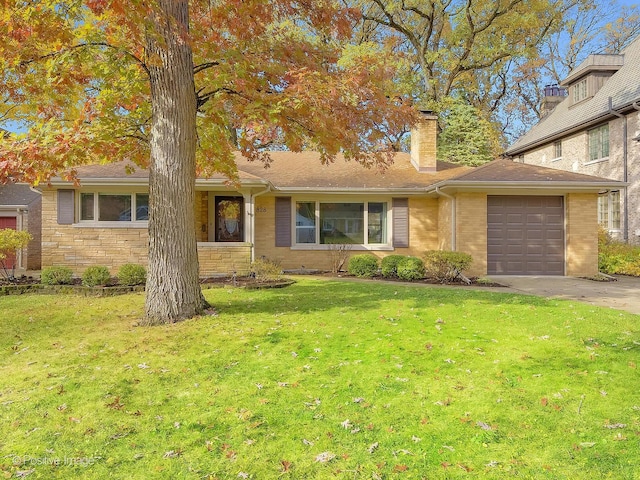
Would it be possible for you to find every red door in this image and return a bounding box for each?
[0,217,18,269]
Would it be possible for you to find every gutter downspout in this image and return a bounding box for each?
[249,184,271,263]
[609,97,628,241]
[435,186,456,250]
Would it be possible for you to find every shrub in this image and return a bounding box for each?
[326,241,352,273]
[598,236,640,276]
[41,266,74,285]
[396,256,425,281]
[82,266,111,287]
[118,264,147,286]
[251,258,282,281]
[0,229,32,281]
[424,250,473,283]
[381,255,406,278]
[347,254,379,278]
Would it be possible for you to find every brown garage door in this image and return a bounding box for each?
[487,196,564,275]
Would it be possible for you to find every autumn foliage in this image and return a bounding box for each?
[0,0,415,184]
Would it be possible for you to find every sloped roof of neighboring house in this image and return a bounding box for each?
[0,183,41,208]
[506,35,640,155]
[52,154,623,193]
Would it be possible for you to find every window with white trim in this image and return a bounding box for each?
[573,79,588,103]
[598,190,620,230]
[553,141,562,159]
[80,193,149,222]
[294,201,388,245]
[588,124,609,161]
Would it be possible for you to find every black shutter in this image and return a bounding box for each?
[57,190,75,225]
[392,198,409,248]
[275,197,291,247]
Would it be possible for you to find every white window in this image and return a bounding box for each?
[598,191,620,230]
[588,124,609,161]
[573,79,588,103]
[553,141,562,159]
[294,201,388,246]
[80,193,149,222]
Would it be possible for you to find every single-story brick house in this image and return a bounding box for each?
[42,114,624,277]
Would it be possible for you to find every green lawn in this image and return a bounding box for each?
[1,278,639,479]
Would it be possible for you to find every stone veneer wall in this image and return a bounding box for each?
[566,192,599,276]
[253,195,439,271]
[26,195,42,270]
[41,190,251,276]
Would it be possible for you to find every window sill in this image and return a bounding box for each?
[291,244,394,251]
[584,157,609,166]
[550,156,563,162]
[74,221,149,228]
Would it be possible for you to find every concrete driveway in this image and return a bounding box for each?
[488,275,640,315]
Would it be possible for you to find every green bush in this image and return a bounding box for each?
[598,238,640,276]
[82,266,111,287]
[396,256,425,281]
[118,264,147,286]
[251,258,282,281]
[424,250,472,283]
[41,266,74,285]
[347,254,379,278]
[381,255,406,278]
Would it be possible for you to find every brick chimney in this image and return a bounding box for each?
[410,110,438,172]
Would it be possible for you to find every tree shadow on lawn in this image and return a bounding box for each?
[208,277,559,317]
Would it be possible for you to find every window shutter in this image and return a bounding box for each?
[57,190,75,225]
[275,197,291,247]
[392,198,409,248]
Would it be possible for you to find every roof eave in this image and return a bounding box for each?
[427,180,627,194]
[271,187,429,195]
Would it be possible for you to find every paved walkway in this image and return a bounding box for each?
[487,275,640,315]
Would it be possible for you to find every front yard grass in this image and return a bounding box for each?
[1,278,639,479]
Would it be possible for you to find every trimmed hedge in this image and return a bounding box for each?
[82,266,111,287]
[424,250,472,283]
[118,264,147,286]
[347,254,379,278]
[396,256,425,281]
[381,255,405,278]
[41,266,74,285]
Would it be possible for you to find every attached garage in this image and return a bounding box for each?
[487,195,564,275]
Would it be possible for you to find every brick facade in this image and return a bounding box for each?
[565,193,599,276]
[455,193,488,277]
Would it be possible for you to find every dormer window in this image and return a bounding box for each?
[572,79,588,103]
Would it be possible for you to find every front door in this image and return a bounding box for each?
[211,196,244,242]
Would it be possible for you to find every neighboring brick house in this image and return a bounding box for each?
[506,35,640,244]
[0,182,42,271]
[41,114,622,278]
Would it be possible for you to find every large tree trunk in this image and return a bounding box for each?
[143,0,207,325]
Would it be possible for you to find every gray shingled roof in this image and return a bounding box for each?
[0,183,41,206]
[506,35,640,155]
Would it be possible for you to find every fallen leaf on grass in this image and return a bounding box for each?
[280,460,292,472]
[15,470,35,478]
[393,465,408,472]
[368,442,379,453]
[604,423,626,429]
[314,452,336,463]
[163,450,182,458]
